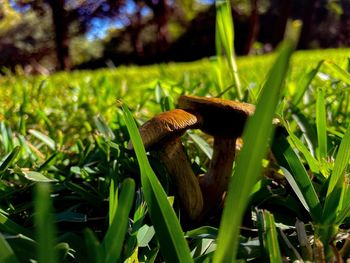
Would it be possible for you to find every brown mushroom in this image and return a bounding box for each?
[178,95,255,216]
[128,109,204,220]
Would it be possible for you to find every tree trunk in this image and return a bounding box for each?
[298,0,318,49]
[144,0,170,59]
[243,0,259,54]
[271,0,292,47]
[339,0,350,46]
[48,0,71,70]
[130,9,144,59]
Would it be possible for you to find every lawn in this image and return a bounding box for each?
[1,46,350,262]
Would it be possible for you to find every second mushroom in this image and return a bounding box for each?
[129,95,255,221]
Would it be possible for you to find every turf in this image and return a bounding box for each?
[1,47,350,262]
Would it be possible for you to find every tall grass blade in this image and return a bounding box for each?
[323,123,350,223]
[324,60,350,85]
[84,229,103,263]
[94,115,115,140]
[108,178,118,226]
[316,89,327,161]
[280,167,310,213]
[0,146,20,174]
[336,200,350,225]
[292,111,317,157]
[337,177,350,227]
[216,0,242,99]
[0,212,33,238]
[34,183,57,263]
[102,178,135,263]
[0,233,19,263]
[188,131,213,159]
[292,60,324,105]
[213,41,294,262]
[0,122,12,152]
[272,135,322,221]
[286,128,320,175]
[29,129,56,151]
[257,210,283,263]
[22,170,58,182]
[65,182,102,207]
[121,102,193,263]
[38,153,58,171]
[5,234,38,262]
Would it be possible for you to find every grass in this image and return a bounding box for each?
[1,37,350,261]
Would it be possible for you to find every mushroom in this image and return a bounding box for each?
[127,109,204,220]
[178,95,255,216]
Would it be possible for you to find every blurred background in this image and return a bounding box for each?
[0,0,350,73]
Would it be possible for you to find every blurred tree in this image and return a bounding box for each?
[13,0,125,70]
[298,0,318,49]
[142,0,171,53]
[0,0,21,35]
[0,5,55,73]
[10,0,200,69]
[1,0,350,70]
[47,0,70,70]
[101,0,207,65]
[340,0,350,45]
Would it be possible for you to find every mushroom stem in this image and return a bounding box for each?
[199,136,236,216]
[155,137,203,220]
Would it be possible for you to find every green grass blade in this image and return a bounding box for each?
[187,131,213,159]
[324,60,350,85]
[257,210,283,263]
[38,153,58,171]
[213,41,294,263]
[286,128,320,175]
[0,146,20,174]
[102,178,135,263]
[216,0,242,98]
[292,60,324,105]
[64,182,102,207]
[292,110,317,157]
[280,167,310,213]
[84,229,104,263]
[336,201,350,225]
[341,182,350,216]
[185,226,218,239]
[121,102,193,263]
[323,123,350,223]
[0,233,19,263]
[94,115,115,140]
[5,234,38,262]
[0,122,12,152]
[55,242,70,261]
[34,183,57,263]
[272,135,322,221]
[29,129,56,151]
[316,89,327,161]
[108,178,118,226]
[22,171,58,182]
[0,212,33,238]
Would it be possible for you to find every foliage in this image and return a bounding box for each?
[0,0,21,35]
[0,6,55,71]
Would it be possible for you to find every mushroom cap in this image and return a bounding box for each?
[127,109,200,150]
[178,95,255,137]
